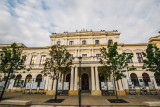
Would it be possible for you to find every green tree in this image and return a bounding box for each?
[99,42,136,100]
[41,45,73,101]
[142,44,160,73]
[0,43,26,101]
[98,66,111,82]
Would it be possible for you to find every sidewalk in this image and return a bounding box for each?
[0,92,160,107]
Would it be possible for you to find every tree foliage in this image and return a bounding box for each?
[99,42,136,81]
[0,43,26,74]
[142,44,160,73]
[41,45,73,85]
[0,43,26,101]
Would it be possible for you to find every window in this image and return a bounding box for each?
[136,53,143,63]
[82,40,86,45]
[108,39,113,45]
[96,54,101,57]
[95,40,99,45]
[154,72,160,86]
[30,55,37,65]
[25,74,32,86]
[82,54,87,57]
[57,41,61,46]
[14,74,22,87]
[70,54,73,57]
[130,73,139,86]
[69,41,74,45]
[36,74,42,87]
[142,73,150,86]
[40,55,46,65]
[125,53,133,63]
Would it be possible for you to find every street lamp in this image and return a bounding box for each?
[78,56,82,107]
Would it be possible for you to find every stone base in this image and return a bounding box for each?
[0,100,31,106]
[68,90,78,95]
[116,90,126,96]
[46,91,56,95]
[91,90,102,96]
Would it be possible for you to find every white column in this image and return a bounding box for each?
[75,49,78,57]
[78,49,80,56]
[26,54,31,66]
[92,49,94,56]
[95,66,100,90]
[91,66,95,90]
[35,53,41,66]
[74,67,78,90]
[150,76,158,89]
[53,79,57,90]
[89,49,91,57]
[70,67,74,90]
[45,76,49,90]
[118,80,123,90]
[47,78,52,91]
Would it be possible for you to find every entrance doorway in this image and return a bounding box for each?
[82,73,89,90]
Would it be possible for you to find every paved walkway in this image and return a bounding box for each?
[0,92,160,107]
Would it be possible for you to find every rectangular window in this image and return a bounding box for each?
[69,41,74,45]
[82,54,87,57]
[125,53,133,63]
[95,40,99,45]
[40,55,46,64]
[57,41,61,46]
[30,55,37,65]
[136,53,143,63]
[70,54,73,57]
[96,54,101,57]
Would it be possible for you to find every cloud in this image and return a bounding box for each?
[0,0,160,47]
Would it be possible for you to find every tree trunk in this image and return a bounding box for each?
[113,70,118,100]
[0,69,12,101]
[55,72,59,101]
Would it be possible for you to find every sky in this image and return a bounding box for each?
[0,0,160,47]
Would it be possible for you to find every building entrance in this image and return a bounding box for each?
[82,73,89,90]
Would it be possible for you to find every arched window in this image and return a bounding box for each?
[66,74,70,89]
[14,74,22,87]
[36,74,42,87]
[142,73,150,86]
[82,40,86,45]
[108,40,113,45]
[25,74,32,86]
[130,73,139,86]
[154,72,160,86]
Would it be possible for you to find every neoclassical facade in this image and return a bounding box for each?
[0,30,160,96]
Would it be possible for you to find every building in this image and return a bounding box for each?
[0,29,160,96]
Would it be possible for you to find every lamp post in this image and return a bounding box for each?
[78,56,82,107]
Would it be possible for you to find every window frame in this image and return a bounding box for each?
[136,53,143,63]
[82,40,87,45]
[130,73,139,86]
[30,55,37,65]
[82,54,87,57]
[40,55,46,65]
[125,53,133,63]
[95,40,100,45]
[57,41,61,46]
[96,54,101,57]
[69,41,74,46]
[108,39,113,45]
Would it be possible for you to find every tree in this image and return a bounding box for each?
[142,44,160,74]
[99,42,136,100]
[41,45,73,101]
[98,66,111,83]
[0,43,26,101]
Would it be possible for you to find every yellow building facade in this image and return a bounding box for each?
[0,30,160,96]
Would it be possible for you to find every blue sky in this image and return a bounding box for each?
[0,0,160,47]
